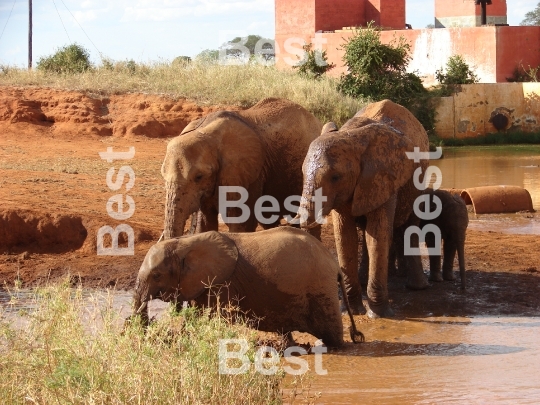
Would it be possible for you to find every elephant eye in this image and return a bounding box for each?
[194,174,203,182]
[331,174,341,183]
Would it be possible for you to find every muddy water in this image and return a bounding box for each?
[3,290,540,403]
[301,317,540,404]
[431,146,540,235]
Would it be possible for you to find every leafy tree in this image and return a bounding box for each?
[195,49,219,62]
[223,35,275,61]
[172,56,192,65]
[293,43,335,79]
[36,43,92,74]
[520,2,540,26]
[337,24,434,132]
[435,55,478,95]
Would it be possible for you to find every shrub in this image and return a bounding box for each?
[338,24,436,134]
[293,43,335,79]
[435,55,478,95]
[36,43,93,74]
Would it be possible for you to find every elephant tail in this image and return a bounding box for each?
[338,271,365,343]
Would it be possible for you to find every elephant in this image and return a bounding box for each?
[298,100,430,318]
[131,227,364,347]
[389,189,469,289]
[161,98,322,239]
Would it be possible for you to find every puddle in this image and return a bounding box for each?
[432,146,540,235]
[302,317,540,404]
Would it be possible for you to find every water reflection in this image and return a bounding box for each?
[432,146,540,235]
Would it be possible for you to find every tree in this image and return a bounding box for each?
[36,43,92,74]
[293,43,335,79]
[520,2,540,26]
[337,24,435,133]
[224,35,275,61]
[435,55,478,91]
[195,49,219,62]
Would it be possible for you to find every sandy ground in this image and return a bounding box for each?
[1,87,539,332]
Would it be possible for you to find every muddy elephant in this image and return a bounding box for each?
[131,227,364,347]
[390,189,469,289]
[420,188,469,289]
[161,98,322,239]
[298,100,429,318]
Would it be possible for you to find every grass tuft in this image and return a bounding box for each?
[0,281,291,404]
[0,62,368,126]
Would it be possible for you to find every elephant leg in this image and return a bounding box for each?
[426,232,443,282]
[359,229,369,286]
[196,201,219,233]
[332,208,365,315]
[393,227,408,277]
[226,186,259,232]
[457,238,466,289]
[364,196,396,319]
[400,216,429,290]
[442,239,457,281]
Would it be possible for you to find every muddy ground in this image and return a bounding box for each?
[1,87,539,330]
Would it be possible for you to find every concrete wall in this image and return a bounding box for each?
[275,26,540,85]
[435,83,540,138]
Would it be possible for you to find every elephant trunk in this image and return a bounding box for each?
[164,181,187,239]
[131,279,150,327]
[298,183,323,232]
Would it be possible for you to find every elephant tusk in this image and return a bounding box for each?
[157,232,164,243]
[136,301,148,314]
[188,212,198,235]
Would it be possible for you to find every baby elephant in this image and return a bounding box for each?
[131,227,364,347]
[420,188,469,289]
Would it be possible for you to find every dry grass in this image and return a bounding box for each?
[0,282,309,404]
[0,62,367,126]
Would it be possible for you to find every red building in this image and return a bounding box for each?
[275,0,540,84]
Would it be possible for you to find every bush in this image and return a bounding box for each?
[293,43,335,79]
[37,44,93,74]
[435,55,478,95]
[337,24,436,134]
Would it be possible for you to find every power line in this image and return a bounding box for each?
[52,0,71,43]
[58,0,102,57]
[0,0,17,43]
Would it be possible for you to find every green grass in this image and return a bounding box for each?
[0,282,307,404]
[433,131,540,146]
[0,62,368,126]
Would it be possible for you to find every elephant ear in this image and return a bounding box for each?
[180,116,207,135]
[351,124,416,217]
[176,231,239,300]
[213,113,264,188]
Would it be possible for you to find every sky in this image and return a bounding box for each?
[0,0,538,66]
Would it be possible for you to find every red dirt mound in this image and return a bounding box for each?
[0,209,87,253]
[0,87,238,138]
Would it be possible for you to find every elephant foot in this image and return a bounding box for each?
[443,271,456,281]
[428,272,444,282]
[341,295,366,316]
[406,273,430,290]
[366,302,395,319]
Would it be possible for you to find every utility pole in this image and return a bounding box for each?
[28,0,32,69]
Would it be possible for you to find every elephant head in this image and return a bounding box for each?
[132,231,239,322]
[299,122,416,229]
[161,112,264,239]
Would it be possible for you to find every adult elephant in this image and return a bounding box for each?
[161,98,322,239]
[131,227,364,347]
[298,100,429,318]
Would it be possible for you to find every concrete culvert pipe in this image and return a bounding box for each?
[460,186,534,214]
